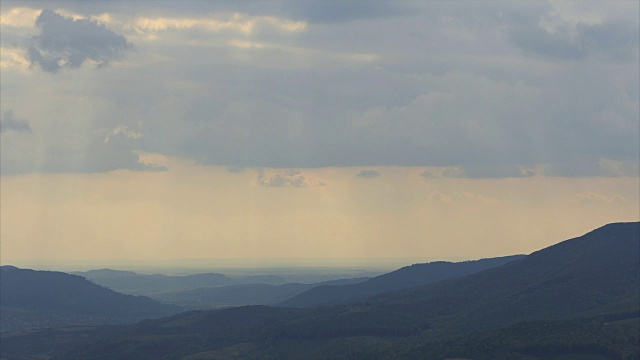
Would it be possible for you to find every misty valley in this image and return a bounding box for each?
[1,222,638,360]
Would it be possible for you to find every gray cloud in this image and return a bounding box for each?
[0,111,32,134]
[356,170,380,178]
[460,164,533,179]
[1,1,638,177]
[27,9,132,72]
[509,20,639,61]
[37,130,166,173]
[81,134,167,173]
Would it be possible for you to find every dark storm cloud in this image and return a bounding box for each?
[0,111,32,134]
[356,170,380,178]
[27,9,132,72]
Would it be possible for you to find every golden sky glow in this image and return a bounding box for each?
[2,155,637,264]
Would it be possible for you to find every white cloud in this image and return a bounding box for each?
[0,47,30,69]
[255,169,325,187]
[572,191,628,206]
[131,14,306,35]
[0,7,40,28]
[103,125,143,144]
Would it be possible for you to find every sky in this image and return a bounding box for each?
[1,1,638,266]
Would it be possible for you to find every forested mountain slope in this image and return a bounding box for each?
[0,267,181,333]
[49,222,639,360]
[280,254,525,307]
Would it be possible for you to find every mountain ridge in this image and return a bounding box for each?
[279,254,526,307]
[0,266,181,333]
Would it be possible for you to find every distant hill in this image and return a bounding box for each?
[71,270,237,295]
[45,222,639,360]
[70,268,139,279]
[153,277,370,310]
[0,267,181,333]
[279,254,525,307]
[72,270,289,296]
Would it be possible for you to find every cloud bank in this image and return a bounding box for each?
[0,1,637,176]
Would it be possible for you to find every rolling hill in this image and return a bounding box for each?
[152,277,370,310]
[0,266,181,333]
[71,270,240,296]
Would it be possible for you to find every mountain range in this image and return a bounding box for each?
[1,222,638,359]
[151,256,525,310]
[71,269,289,296]
[55,223,640,359]
[153,277,370,310]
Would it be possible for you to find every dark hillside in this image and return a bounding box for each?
[279,254,525,307]
[368,222,640,332]
[0,267,181,333]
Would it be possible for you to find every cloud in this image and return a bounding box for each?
[255,169,326,187]
[0,47,30,69]
[427,190,501,205]
[0,110,31,134]
[356,169,380,178]
[0,7,40,28]
[103,125,143,144]
[420,170,438,179]
[0,2,637,177]
[132,14,306,35]
[27,9,132,72]
[598,158,639,177]
[506,5,639,61]
[427,191,452,203]
[58,130,165,173]
[421,167,465,179]
[460,164,537,179]
[572,191,628,206]
[256,169,307,187]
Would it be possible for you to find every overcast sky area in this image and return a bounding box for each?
[1,1,638,266]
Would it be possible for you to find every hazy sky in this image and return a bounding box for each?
[1,1,638,265]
